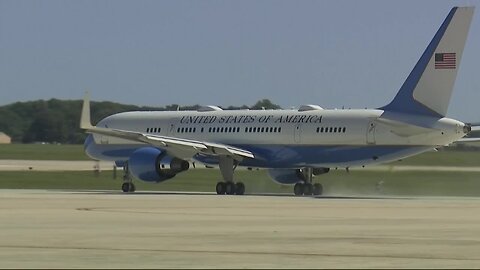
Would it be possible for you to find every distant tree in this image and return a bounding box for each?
[0,98,282,144]
[251,99,282,110]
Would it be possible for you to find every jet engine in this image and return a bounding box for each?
[268,167,330,185]
[267,169,306,185]
[128,147,189,182]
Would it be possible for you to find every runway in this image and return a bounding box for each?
[0,190,479,268]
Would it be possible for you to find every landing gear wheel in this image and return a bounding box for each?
[313,183,323,196]
[122,183,130,193]
[225,182,236,195]
[122,183,135,193]
[235,182,245,195]
[129,183,136,192]
[304,183,313,195]
[216,182,226,195]
[294,183,304,196]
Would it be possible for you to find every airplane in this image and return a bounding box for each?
[81,6,476,196]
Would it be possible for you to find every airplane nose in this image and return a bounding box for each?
[463,123,472,134]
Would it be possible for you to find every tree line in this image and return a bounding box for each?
[0,98,281,144]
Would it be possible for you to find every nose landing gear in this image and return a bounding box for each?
[121,162,135,193]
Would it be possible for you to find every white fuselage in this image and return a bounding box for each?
[86,108,466,168]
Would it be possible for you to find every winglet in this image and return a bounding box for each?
[80,91,94,129]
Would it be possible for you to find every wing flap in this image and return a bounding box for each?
[85,126,254,160]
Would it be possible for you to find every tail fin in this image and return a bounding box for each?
[381,7,474,117]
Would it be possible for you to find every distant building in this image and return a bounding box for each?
[0,132,11,144]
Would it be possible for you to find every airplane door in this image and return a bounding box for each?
[294,124,302,143]
[168,123,176,136]
[366,121,376,144]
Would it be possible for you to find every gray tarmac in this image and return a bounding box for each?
[0,189,480,268]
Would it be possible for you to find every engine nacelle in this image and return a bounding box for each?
[268,167,330,185]
[267,169,305,185]
[128,147,189,182]
[312,167,330,175]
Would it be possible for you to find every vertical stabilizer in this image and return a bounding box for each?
[381,7,474,117]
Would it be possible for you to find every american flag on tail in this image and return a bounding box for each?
[435,53,456,69]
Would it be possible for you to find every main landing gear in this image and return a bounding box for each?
[215,156,245,195]
[293,167,324,196]
[121,162,136,193]
[294,182,323,196]
[215,181,245,195]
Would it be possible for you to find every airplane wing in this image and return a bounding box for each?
[80,94,254,161]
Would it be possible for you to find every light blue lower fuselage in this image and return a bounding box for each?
[85,134,432,168]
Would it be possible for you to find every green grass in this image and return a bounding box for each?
[389,149,480,167]
[0,144,480,196]
[1,168,480,197]
[1,144,480,166]
[0,144,89,160]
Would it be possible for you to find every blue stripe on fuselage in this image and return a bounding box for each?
[84,135,432,168]
[196,144,432,168]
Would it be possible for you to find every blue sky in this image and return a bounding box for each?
[1,0,479,121]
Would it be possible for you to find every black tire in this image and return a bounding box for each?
[304,183,313,195]
[313,183,323,196]
[216,182,226,195]
[121,183,130,193]
[235,182,245,195]
[225,182,236,195]
[294,183,304,196]
[129,183,136,193]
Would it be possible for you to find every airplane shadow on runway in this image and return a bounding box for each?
[54,189,414,200]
